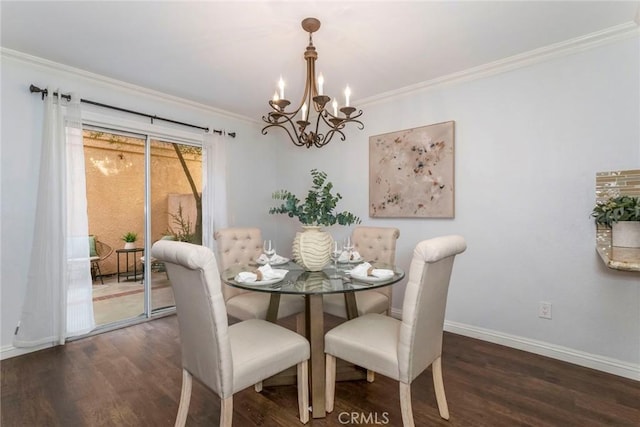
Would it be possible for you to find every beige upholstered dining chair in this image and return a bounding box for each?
[323,226,400,318]
[324,235,467,426]
[151,240,310,427]
[214,227,304,321]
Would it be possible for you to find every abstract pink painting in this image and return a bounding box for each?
[369,121,455,218]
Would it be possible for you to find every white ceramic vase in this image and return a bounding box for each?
[612,221,640,248]
[292,226,332,271]
[124,242,136,250]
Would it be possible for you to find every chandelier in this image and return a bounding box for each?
[261,17,364,148]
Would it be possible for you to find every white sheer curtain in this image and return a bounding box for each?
[14,89,95,347]
[64,96,95,338]
[202,131,228,252]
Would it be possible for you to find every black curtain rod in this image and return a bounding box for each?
[29,84,236,138]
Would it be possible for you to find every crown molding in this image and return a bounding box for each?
[4,20,638,123]
[0,47,256,124]
[358,22,640,108]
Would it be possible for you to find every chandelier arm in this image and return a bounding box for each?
[318,110,341,129]
[261,123,299,144]
[262,114,309,147]
[311,133,328,148]
[321,128,346,147]
[340,117,365,130]
[267,103,304,121]
[348,109,364,120]
[312,109,325,137]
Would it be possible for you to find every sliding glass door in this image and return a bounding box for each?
[149,138,202,313]
[84,128,201,327]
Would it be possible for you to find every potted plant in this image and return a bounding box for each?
[591,195,640,248]
[121,231,138,250]
[269,169,361,271]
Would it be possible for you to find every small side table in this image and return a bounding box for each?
[116,248,144,282]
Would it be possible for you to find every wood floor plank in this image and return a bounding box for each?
[2,314,639,426]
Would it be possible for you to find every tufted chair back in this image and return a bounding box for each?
[152,240,310,426]
[398,235,466,383]
[151,240,232,397]
[324,235,466,424]
[352,226,400,310]
[353,226,400,264]
[214,227,263,301]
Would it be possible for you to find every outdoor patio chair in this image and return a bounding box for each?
[89,236,113,285]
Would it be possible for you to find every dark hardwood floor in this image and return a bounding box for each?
[2,314,639,426]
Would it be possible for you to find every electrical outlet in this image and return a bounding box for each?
[538,302,552,319]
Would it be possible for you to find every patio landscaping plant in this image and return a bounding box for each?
[121,232,138,249]
[121,231,138,243]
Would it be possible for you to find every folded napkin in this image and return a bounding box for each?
[256,253,288,265]
[234,264,287,283]
[338,250,362,263]
[349,262,394,280]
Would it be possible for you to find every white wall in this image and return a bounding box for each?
[0,51,279,354]
[270,35,640,378]
[2,33,639,379]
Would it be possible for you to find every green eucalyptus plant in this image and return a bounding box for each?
[591,195,640,228]
[269,169,361,227]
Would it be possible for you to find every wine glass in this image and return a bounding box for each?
[263,239,275,265]
[330,240,343,278]
[343,236,354,263]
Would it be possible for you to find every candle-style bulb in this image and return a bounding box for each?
[344,85,351,107]
[301,103,308,121]
[317,73,324,96]
[278,77,285,99]
[272,91,279,102]
[332,99,338,116]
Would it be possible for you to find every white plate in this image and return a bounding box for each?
[238,277,284,286]
[350,272,394,283]
[257,257,290,266]
[236,268,288,286]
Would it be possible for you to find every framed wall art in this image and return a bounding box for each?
[369,121,455,218]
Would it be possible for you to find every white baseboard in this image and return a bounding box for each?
[389,308,639,381]
[444,320,640,381]
[1,342,55,360]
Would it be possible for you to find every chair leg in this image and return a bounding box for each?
[92,261,104,285]
[174,369,192,427]
[325,354,336,413]
[367,370,375,382]
[97,263,104,285]
[220,396,233,427]
[432,356,450,420]
[297,360,309,424]
[399,382,415,427]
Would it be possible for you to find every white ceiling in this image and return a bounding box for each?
[2,1,639,121]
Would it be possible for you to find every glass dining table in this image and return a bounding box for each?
[221,261,405,419]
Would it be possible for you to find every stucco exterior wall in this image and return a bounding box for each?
[84,132,201,275]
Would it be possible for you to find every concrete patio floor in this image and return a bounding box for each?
[92,271,175,326]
